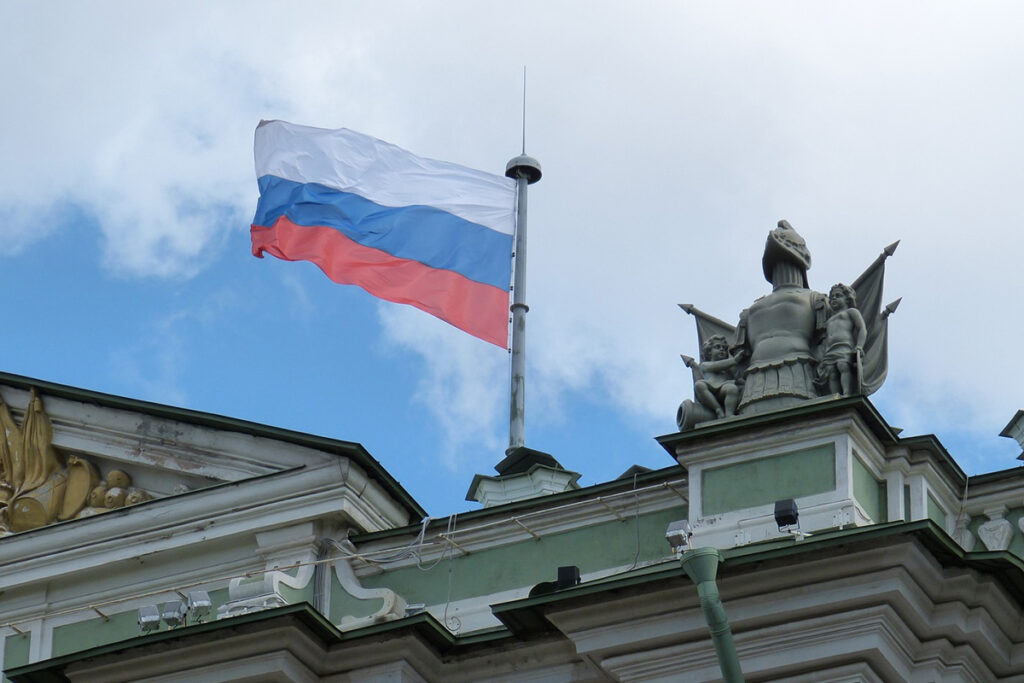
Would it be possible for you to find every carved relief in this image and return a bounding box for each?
[0,390,155,535]
[977,507,1013,552]
[953,514,976,552]
[75,469,153,519]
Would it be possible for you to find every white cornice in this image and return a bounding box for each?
[349,479,688,575]
[0,460,407,595]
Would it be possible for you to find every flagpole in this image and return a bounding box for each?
[505,153,541,454]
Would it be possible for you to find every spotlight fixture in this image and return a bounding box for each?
[665,519,693,552]
[774,499,799,530]
[527,566,583,597]
[774,499,810,539]
[187,591,212,622]
[138,604,160,633]
[161,600,188,628]
[557,566,581,590]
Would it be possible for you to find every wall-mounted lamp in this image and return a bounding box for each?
[137,605,160,633]
[557,565,581,589]
[528,565,583,597]
[774,499,798,529]
[161,600,187,628]
[774,499,810,539]
[187,591,212,622]
[138,590,216,632]
[665,519,693,554]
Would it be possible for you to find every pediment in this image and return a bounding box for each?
[0,375,421,537]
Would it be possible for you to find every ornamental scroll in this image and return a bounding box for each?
[0,390,153,535]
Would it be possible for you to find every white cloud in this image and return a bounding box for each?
[377,304,507,470]
[5,2,1024,479]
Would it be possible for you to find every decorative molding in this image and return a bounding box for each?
[332,542,407,631]
[217,533,318,620]
[468,465,582,508]
[978,506,1013,552]
[953,514,976,552]
[0,391,157,535]
[350,479,687,575]
[545,539,1020,680]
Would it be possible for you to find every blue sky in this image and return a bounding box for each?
[3,2,1023,516]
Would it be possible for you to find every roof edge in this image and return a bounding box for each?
[0,370,426,521]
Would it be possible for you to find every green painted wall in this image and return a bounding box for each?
[852,455,886,523]
[51,587,229,657]
[927,493,945,527]
[701,444,836,516]
[3,633,29,683]
[329,577,385,621]
[354,505,687,610]
[278,580,313,607]
[52,610,138,657]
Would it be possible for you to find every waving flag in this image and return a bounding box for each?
[251,120,516,347]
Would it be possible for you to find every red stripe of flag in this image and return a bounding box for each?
[252,217,511,347]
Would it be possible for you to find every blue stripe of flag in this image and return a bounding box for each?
[253,175,513,290]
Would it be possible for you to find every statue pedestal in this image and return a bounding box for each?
[659,397,962,551]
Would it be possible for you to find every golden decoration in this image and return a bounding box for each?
[0,390,155,535]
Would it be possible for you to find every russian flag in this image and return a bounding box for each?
[251,121,516,347]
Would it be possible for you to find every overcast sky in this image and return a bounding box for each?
[2,2,1022,516]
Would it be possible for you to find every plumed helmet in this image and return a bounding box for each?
[762,219,811,286]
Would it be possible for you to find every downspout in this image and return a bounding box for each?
[680,548,744,683]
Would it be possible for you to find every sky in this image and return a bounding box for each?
[2,2,1023,517]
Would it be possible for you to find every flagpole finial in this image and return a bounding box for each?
[506,155,542,184]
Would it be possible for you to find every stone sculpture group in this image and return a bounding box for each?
[678,220,901,431]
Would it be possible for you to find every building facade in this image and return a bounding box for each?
[0,368,1021,681]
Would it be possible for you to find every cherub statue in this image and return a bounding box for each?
[816,283,867,396]
[686,334,744,419]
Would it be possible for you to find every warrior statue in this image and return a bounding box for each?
[677,220,900,431]
[734,220,826,414]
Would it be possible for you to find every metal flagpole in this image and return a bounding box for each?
[505,67,541,455]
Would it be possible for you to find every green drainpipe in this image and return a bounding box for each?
[680,547,744,683]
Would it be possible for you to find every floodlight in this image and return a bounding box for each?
[557,566,581,589]
[187,591,211,619]
[161,600,188,628]
[666,519,693,551]
[138,604,160,633]
[187,591,212,621]
[774,499,799,530]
